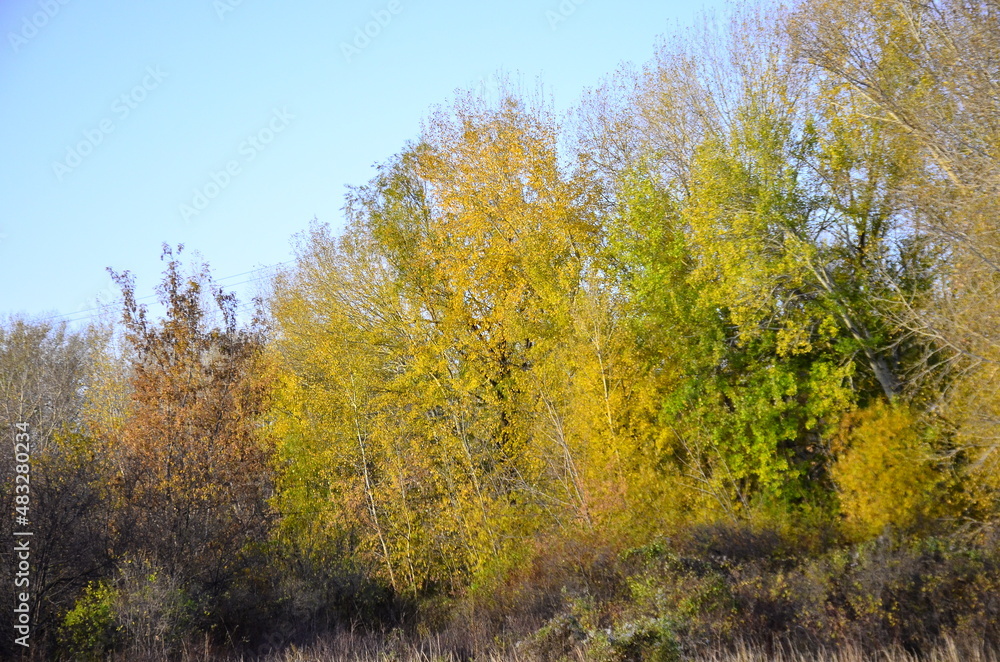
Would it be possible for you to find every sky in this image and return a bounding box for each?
[0,0,717,327]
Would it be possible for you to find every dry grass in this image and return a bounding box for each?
[689,639,1000,662]
[83,631,1000,662]
[251,633,1000,662]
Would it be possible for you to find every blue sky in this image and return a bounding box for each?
[0,0,716,325]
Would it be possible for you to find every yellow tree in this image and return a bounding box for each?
[270,88,638,594]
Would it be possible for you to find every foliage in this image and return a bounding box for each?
[832,402,960,539]
[11,0,1000,657]
[59,582,120,661]
[105,245,276,594]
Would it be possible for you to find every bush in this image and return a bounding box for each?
[606,618,681,662]
[114,556,198,657]
[59,557,198,660]
[60,581,121,661]
[832,403,955,540]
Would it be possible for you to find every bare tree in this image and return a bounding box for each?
[0,317,113,654]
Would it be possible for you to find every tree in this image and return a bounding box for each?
[269,88,642,595]
[105,245,275,603]
[576,2,942,522]
[0,317,112,654]
[792,0,1000,503]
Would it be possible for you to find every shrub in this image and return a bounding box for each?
[59,581,121,661]
[833,403,952,540]
[114,556,197,657]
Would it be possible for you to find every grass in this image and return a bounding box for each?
[262,636,1000,662]
[98,632,997,662]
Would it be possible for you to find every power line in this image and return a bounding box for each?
[38,260,295,326]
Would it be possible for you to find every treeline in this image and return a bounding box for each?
[2,0,1000,659]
